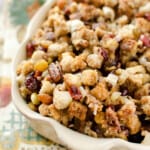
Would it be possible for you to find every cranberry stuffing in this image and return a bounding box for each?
[26,41,35,58]
[25,72,40,92]
[69,85,82,101]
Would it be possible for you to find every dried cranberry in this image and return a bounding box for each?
[69,85,82,101]
[25,72,40,92]
[140,34,150,48]
[26,41,35,58]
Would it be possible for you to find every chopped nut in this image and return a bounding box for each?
[68,85,82,101]
[48,62,63,83]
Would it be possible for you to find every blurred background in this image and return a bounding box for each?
[0,0,46,112]
[0,1,67,149]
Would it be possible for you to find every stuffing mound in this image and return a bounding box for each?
[16,0,150,143]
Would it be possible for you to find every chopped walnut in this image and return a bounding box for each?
[68,85,82,101]
[48,62,63,83]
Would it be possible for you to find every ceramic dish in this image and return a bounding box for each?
[12,0,150,149]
